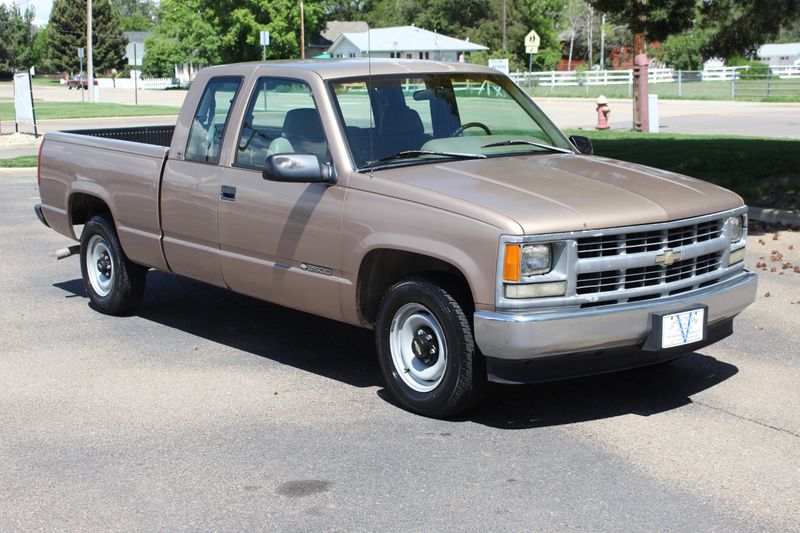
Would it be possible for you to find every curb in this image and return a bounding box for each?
[749,206,800,227]
[0,167,37,177]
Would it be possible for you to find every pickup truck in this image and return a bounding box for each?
[35,60,757,417]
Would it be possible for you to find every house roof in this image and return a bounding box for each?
[321,21,369,44]
[757,42,800,57]
[123,31,149,43]
[328,25,488,54]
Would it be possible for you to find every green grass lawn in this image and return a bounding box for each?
[0,101,180,120]
[0,156,38,168]
[566,129,800,210]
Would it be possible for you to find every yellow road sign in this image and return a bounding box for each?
[525,29,540,54]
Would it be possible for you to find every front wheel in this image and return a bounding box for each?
[80,215,147,315]
[375,276,485,418]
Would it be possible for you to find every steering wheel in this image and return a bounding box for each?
[451,122,492,137]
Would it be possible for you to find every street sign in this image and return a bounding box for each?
[524,29,540,54]
[77,47,85,59]
[488,58,510,75]
[260,31,270,46]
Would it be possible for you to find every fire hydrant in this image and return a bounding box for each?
[596,95,611,130]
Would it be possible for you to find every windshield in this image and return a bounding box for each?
[330,73,573,170]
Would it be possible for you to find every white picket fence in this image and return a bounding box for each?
[510,65,800,87]
[94,77,181,90]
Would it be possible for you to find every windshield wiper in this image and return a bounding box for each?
[361,150,486,170]
[481,139,574,154]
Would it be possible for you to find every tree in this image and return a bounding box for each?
[32,26,56,73]
[562,0,590,70]
[110,0,158,31]
[656,29,711,70]
[700,0,800,57]
[0,4,36,73]
[143,0,326,76]
[49,0,128,74]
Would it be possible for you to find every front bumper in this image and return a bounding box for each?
[474,271,757,378]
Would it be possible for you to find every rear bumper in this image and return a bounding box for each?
[34,204,49,228]
[474,271,757,381]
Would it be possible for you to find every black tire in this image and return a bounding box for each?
[375,275,486,418]
[79,215,147,315]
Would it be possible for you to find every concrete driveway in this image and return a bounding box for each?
[1,170,799,531]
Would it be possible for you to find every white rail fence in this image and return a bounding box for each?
[93,77,182,90]
[510,65,800,88]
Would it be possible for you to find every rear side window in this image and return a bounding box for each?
[185,76,242,164]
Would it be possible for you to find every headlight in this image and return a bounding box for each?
[521,244,552,276]
[503,243,552,281]
[728,215,745,242]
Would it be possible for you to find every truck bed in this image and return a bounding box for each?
[37,126,173,272]
[62,125,175,147]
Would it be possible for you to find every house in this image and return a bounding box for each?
[756,42,800,66]
[327,25,488,62]
[306,21,369,59]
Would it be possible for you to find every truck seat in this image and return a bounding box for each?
[377,107,431,157]
[280,108,329,162]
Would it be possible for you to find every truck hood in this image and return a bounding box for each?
[372,154,744,234]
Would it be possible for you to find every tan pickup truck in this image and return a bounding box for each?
[35,60,757,417]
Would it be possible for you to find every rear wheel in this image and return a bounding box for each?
[80,215,147,315]
[375,276,485,418]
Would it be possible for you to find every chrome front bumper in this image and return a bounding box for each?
[474,271,757,361]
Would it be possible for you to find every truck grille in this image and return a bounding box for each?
[575,216,729,308]
[577,220,723,258]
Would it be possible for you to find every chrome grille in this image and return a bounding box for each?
[577,253,722,296]
[577,220,723,258]
[574,215,729,308]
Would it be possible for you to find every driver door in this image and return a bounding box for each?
[217,77,346,321]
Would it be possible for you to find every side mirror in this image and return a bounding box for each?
[569,135,593,155]
[262,154,336,184]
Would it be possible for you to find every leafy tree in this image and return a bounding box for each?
[32,26,56,73]
[111,0,158,31]
[0,4,36,72]
[49,0,128,74]
[656,28,711,70]
[588,0,695,43]
[700,0,800,57]
[562,0,590,70]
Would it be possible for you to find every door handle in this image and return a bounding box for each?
[220,185,237,201]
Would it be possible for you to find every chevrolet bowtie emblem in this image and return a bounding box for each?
[655,249,682,266]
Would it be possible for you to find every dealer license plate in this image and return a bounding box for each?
[661,308,705,348]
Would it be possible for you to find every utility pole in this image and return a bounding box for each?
[632,0,649,131]
[588,7,593,67]
[300,0,305,59]
[600,14,606,69]
[86,0,94,103]
[502,0,507,50]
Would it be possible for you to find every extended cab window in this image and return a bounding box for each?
[235,78,330,170]
[185,76,242,164]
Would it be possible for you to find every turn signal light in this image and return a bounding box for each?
[503,244,521,282]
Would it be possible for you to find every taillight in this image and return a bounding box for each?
[37,138,44,189]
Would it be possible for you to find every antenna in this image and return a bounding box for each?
[368,27,374,177]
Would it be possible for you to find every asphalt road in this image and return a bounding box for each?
[2,170,799,531]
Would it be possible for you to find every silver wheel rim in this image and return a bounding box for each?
[389,303,447,393]
[86,235,114,297]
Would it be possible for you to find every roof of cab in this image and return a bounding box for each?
[202,58,500,79]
